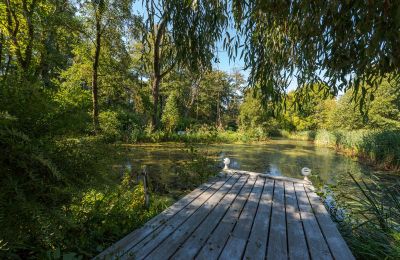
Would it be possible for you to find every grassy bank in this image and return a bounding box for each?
[282,129,400,171]
[316,129,400,170]
[130,128,270,144]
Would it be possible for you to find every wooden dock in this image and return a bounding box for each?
[96,170,354,260]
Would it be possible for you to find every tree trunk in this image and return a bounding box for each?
[92,16,101,134]
[5,0,35,73]
[21,0,34,72]
[216,92,222,128]
[151,76,161,129]
[151,19,166,130]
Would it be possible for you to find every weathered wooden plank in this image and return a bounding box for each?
[266,181,288,259]
[242,179,274,260]
[305,187,355,260]
[121,175,234,259]
[94,175,222,259]
[144,174,242,259]
[219,177,264,260]
[294,183,332,260]
[223,169,311,184]
[171,175,249,259]
[285,182,310,260]
[195,177,257,260]
[98,169,354,260]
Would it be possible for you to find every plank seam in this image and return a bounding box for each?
[216,176,259,259]
[139,174,239,259]
[240,177,266,259]
[294,183,312,259]
[122,174,235,258]
[166,174,246,259]
[193,174,251,259]
[284,182,289,258]
[95,176,222,259]
[304,186,335,258]
[264,180,275,259]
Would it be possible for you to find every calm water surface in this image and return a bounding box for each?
[118,139,379,192]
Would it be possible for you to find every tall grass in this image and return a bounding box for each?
[329,173,400,259]
[315,130,400,170]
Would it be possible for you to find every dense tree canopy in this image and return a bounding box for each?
[230,0,400,108]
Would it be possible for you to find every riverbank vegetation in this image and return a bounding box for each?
[273,79,400,170]
[1,0,400,258]
[324,173,400,259]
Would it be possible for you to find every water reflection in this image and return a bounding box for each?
[116,139,376,193]
[207,139,373,186]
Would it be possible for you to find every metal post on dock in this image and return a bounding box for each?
[142,165,150,209]
[223,158,230,177]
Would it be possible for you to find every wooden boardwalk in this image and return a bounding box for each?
[96,171,354,260]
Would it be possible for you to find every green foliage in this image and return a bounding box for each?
[0,121,171,258]
[365,79,400,130]
[161,92,180,133]
[99,110,122,141]
[1,1,400,259]
[0,78,58,135]
[52,80,92,135]
[231,1,400,109]
[330,174,400,259]
[238,88,280,137]
[142,0,227,74]
[0,124,67,258]
[64,174,172,257]
[314,130,400,170]
[238,88,267,130]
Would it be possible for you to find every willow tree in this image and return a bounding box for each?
[228,1,400,110]
[140,0,227,130]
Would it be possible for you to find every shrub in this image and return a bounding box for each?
[0,125,68,258]
[99,111,122,141]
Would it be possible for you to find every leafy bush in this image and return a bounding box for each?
[0,124,68,258]
[99,111,122,141]
[0,121,171,258]
[162,92,180,133]
[63,173,173,258]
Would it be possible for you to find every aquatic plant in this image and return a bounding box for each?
[329,173,400,259]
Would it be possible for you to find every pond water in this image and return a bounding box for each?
[116,139,383,196]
